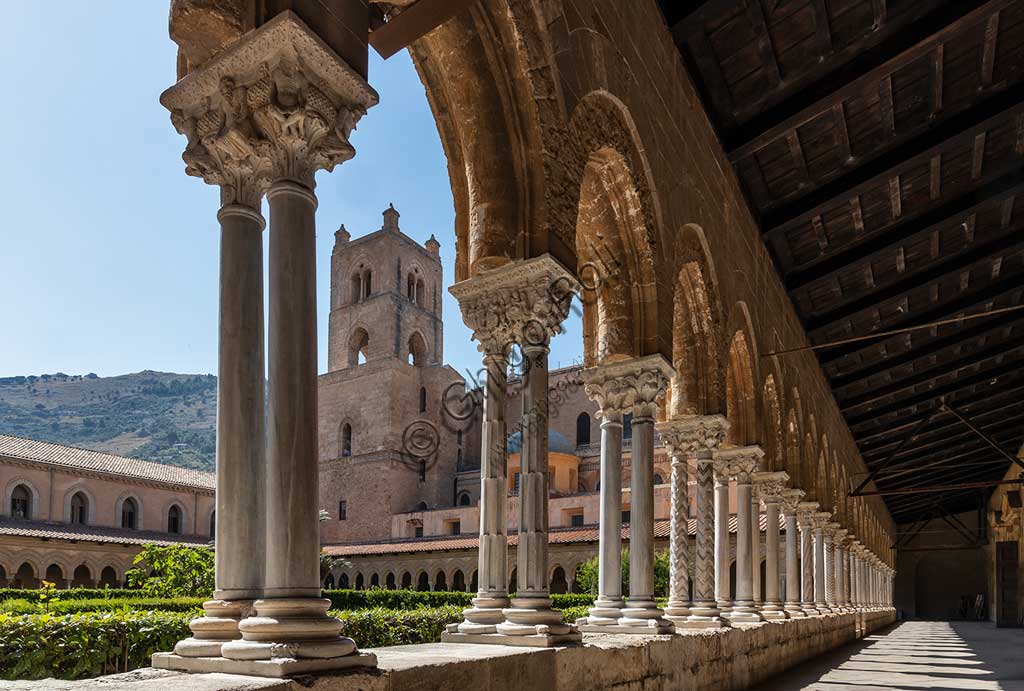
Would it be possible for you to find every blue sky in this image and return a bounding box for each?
[0,2,582,382]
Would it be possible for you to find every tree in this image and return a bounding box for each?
[126,544,214,597]
[574,548,670,598]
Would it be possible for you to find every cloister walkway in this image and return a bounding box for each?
[759,621,1024,690]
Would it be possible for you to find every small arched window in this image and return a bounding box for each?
[576,413,591,446]
[167,505,182,534]
[363,269,372,297]
[351,273,363,304]
[10,484,31,519]
[419,387,427,413]
[407,273,416,300]
[70,492,88,525]
[408,333,426,367]
[415,278,425,307]
[458,492,471,507]
[348,328,369,367]
[341,423,352,457]
[654,474,664,485]
[121,498,138,529]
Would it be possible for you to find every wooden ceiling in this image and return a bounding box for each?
[663,0,1024,523]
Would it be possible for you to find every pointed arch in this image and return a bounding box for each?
[408,331,427,367]
[762,375,784,472]
[725,330,757,447]
[348,327,369,367]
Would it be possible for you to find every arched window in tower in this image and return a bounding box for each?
[348,328,369,367]
[576,412,591,446]
[623,413,633,440]
[419,387,427,413]
[341,423,352,457]
[415,278,425,307]
[408,332,426,367]
[458,492,471,507]
[350,272,362,304]
[167,505,182,534]
[10,484,31,519]
[121,497,138,529]
[363,269,372,297]
[407,273,416,300]
[70,491,88,525]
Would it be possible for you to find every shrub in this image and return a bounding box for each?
[0,597,205,615]
[574,549,670,597]
[321,590,594,611]
[0,611,191,680]
[125,544,214,597]
[0,588,147,603]
[333,606,462,648]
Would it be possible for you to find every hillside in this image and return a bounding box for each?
[0,371,217,471]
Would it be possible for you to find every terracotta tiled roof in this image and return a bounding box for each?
[0,435,215,490]
[324,513,786,557]
[0,517,210,547]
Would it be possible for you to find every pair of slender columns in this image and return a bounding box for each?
[578,356,674,633]
[714,447,764,622]
[157,12,379,675]
[796,503,819,616]
[781,490,806,618]
[445,255,581,645]
[752,471,789,620]
[812,513,832,613]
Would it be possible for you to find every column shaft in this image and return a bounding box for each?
[714,471,732,613]
[728,479,758,619]
[814,527,827,611]
[824,534,835,612]
[761,500,782,617]
[665,451,690,619]
[800,518,816,615]
[588,417,624,623]
[784,511,804,617]
[686,451,723,626]
[458,352,509,632]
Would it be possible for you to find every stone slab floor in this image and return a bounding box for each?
[757,621,1024,691]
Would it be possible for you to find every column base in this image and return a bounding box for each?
[173,599,253,658]
[496,596,577,637]
[441,628,582,647]
[663,601,691,620]
[577,620,675,635]
[456,594,510,634]
[722,599,761,622]
[758,603,787,621]
[221,598,366,664]
[783,604,807,618]
[680,602,729,629]
[583,596,625,626]
[802,605,822,617]
[152,651,376,678]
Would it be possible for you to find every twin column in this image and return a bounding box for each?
[157,11,379,676]
[445,255,581,645]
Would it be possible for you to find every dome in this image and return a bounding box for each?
[506,429,576,455]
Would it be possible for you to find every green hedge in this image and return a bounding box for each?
[0,611,191,680]
[322,589,594,611]
[0,588,150,603]
[0,597,205,615]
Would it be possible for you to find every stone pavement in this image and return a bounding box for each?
[757,620,1024,690]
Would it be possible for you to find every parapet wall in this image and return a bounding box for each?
[44,610,896,691]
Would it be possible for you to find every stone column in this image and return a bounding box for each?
[823,523,836,613]
[812,512,831,614]
[797,502,819,616]
[157,12,378,676]
[753,472,788,620]
[716,447,763,622]
[163,85,269,662]
[679,416,729,629]
[618,357,673,632]
[781,490,805,618]
[656,418,702,626]
[456,344,510,633]
[713,459,733,616]
[447,255,581,645]
[849,543,860,610]
[751,491,762,610]
[579,368,630,627]
[834,532,848,611]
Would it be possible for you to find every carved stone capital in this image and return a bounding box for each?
[752,471,789,504]
[449,254,579,355]
[582,354,673,422]
[655,414,729,455]
[833,528,848,545]
[797,501,820,527]
[161,11,379,204]
[712,445,764,483]
[780,488,805,515]
[812,512,833,530]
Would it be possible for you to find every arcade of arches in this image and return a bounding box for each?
[125,0,1024,688]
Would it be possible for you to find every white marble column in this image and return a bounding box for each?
[680,416,729,629]
[823,523,837,613]
[448,255,581,645]
[812,512,831,614]
[157,12,378,676]
[618,357,673,632]
[834,531,848,612]
[753,472,788,620]
[714,460,733,617]
[849,544,860,610]
[579,369,629,627]
[798,502,820,616]
[656,418,702,625]
[456,346,510,633]
[716,447,763,622]
[781,490,805,618]
[752,490,762,611]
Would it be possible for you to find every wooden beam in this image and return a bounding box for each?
[854,478,1022,497]
[851,195,865,234]
[744,0,783,85]
[368,0,477,59]
[942,402,1024,469]
[834,103,852,162]
[981,10,1000,87]
[810,0,833,57]
[879,74,896,138]
[872,0,888,28]
[850,413,936,496]
[972,132,987,180]
[929,155,942,200]
[932,44,944,115]
[787,130,810,186]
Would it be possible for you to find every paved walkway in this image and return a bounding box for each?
[758,620,1024,690]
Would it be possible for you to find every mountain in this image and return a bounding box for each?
[0,371,217,471]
